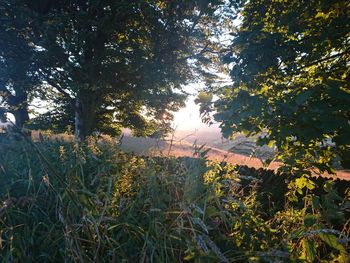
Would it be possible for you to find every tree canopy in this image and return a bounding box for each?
[2,0,349,174]
[0,1,39,128]
[209,0,350,173]
[1,0,231,139]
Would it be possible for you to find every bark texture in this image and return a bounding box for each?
[74,91,98,141]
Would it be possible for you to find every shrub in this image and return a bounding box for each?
[0,137,349,262]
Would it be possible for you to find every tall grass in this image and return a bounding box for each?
[0,135,349,262]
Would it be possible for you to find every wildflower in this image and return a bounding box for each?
[59,145,65,160]
[43,174,50,187]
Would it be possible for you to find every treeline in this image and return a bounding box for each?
[0,0,237,139]
[1,0,349,173]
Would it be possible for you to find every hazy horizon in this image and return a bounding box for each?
[172,94,220,133]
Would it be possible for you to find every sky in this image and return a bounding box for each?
[172,82,221,133]
[172,94,220,132]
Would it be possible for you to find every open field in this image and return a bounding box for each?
[119,133,350,181]
[26,130,350,180]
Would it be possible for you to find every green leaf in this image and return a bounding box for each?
[303,214,317,227]
[319,233,346,253]
[267,140,275,148]
[303,239,316,262]
[184,249,195,261]
[311,196,321,210]
[295,90,312,106]
[290,228,305,239]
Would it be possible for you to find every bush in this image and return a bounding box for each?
[0,137,349,262]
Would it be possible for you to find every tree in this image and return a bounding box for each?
[0,1,39,128]
[209,0,350,173]
[17,0,229,140]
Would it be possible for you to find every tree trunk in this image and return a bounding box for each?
[74,92,98,141]
[7,89,29,129]
[13,107,30,129]
[0,107,6,123]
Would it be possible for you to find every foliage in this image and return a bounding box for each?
[0,0,233,139]
[0,137,349,262]
[0,1,39,127]
[204,0,350,174]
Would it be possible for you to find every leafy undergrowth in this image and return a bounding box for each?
[0,136,349,262]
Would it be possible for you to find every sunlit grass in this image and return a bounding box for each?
[0,135,349,262]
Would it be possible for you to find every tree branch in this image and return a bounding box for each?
[45,79,73,99]
[298,48,349,70]
[179,43,209,61]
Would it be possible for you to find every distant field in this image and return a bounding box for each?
[122,129,275,159]
[120,134,272,169]
[119,133,350,181]
[28,129,350,180]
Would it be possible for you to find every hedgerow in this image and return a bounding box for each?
[0,136,349,262]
